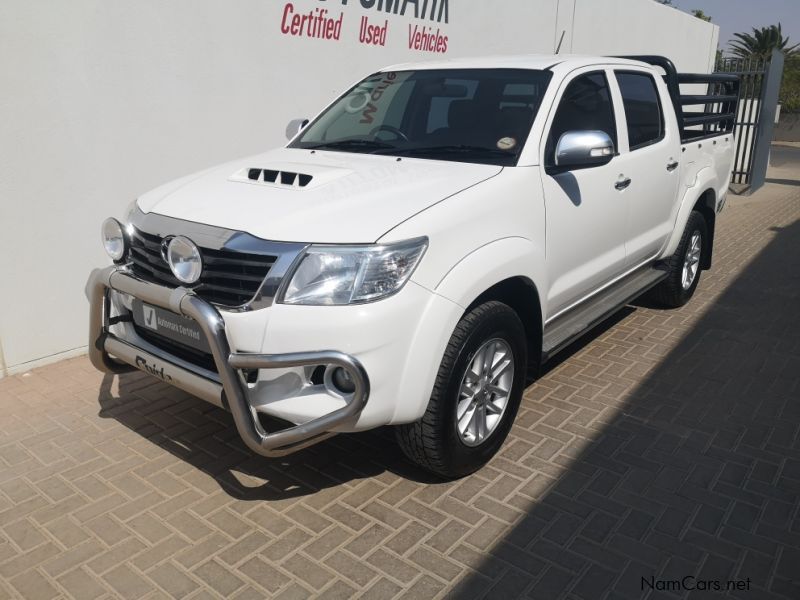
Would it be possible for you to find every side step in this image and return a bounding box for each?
[542,267,668,361]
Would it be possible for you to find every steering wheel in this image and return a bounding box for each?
[369,125,409,142]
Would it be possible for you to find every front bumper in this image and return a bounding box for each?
[86,265,370,457]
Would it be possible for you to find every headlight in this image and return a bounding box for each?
[167,236,203,284]
[281,237,427,305]
[101,217,127,262]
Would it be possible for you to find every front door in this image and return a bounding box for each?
[540,69,628,319]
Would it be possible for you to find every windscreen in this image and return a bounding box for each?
[290,69,553,166]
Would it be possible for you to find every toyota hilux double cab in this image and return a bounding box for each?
[87,55,738,478]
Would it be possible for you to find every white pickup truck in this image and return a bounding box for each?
[87,55,738,478]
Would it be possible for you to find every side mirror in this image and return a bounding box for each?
[286,118,309,140]
[555,130,615,169]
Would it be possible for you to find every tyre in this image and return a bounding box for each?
[395,301,527,479]
[648,210,707,308]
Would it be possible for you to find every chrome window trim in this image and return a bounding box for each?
[128,207,308,312]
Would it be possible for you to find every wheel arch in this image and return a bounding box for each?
[432,237,547,379]
[467,276,543,379]
[692,188,716,269]
[663,168,719,268]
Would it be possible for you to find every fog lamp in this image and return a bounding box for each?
[331,367,356,394]
[101,218,127,262]
[167,236,203,284]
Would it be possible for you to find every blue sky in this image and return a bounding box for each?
[669,0,800,53]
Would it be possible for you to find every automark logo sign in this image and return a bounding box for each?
[338,0,449,23]
[143,305,158,331]
[280,0,450,53]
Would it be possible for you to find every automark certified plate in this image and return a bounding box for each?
[132,300,211,353]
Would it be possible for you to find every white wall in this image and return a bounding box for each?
[0,0,717,376]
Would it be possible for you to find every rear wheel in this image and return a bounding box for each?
[395,301,527,479]
[648,210,707,308]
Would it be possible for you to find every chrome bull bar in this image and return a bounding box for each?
[86,265,370,457]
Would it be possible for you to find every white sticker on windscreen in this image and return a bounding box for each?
[497,137,517,151]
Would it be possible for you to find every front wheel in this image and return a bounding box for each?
[395,301,527,479]
[648,210,707,308]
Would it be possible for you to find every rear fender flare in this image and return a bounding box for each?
[662,167,717,259]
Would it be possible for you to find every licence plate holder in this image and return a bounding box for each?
[131,300,212,354]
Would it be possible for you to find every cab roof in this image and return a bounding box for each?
[380,54,654,74]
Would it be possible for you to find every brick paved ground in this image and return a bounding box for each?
[1,176,799,599]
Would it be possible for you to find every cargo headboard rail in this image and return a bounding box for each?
[614,55,740,143]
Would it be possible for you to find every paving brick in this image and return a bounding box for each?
[4,518,47,551]
[285,504,334,534]
[426,519,471,554]
[318,579,358,600]
[325,551,379,588]
[85,513,129,546]
[193,559,246,596]
[239,556,291,593]
[232,584,275,600]
[408,546,463,582]
[344,523,393,557]
[9,568,60,599]
[273,582,314,600]
[304,526,352,560]
[132,535,189,572]
[149,561,202,598]
[41,538,105,577]
[358,577,403,600]
[173,533,228,569]
[381,520,429,556]
[102,564,154,599]
[218,530,271,566]
[464,517,507,551]
[244,505,293,536]
[727,501,761,532]
[572,564,618,600]
[57,566,108,599]
[205,508,252,540]
[86,538,147,575]
[529,565,573,599]
[0,542,60,578]
[283,552,337,590]
[167,510,213,542]
[260,527,312,561]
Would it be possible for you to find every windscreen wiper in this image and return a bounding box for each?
[304,139,397,152]
[385,144,512,158]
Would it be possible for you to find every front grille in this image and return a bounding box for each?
[128,228,277,308]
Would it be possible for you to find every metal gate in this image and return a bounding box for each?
[715,48,785,194]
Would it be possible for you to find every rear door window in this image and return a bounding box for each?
[615,72,664,150]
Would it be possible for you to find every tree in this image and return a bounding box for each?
[691,9,711,22]
[730,23,800,59]
[730,24,800,112]
[781,55,800,112]
[655,0,673,5]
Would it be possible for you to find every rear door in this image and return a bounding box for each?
[610,69,682,268]
[539,68,628,319]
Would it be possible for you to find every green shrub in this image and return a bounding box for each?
[781,56,800,112]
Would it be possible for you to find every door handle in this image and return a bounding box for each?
[615,178,632,191]
[667,161,679,172]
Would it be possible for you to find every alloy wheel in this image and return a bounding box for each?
[682,231,702,290]
[455,338,514,447]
